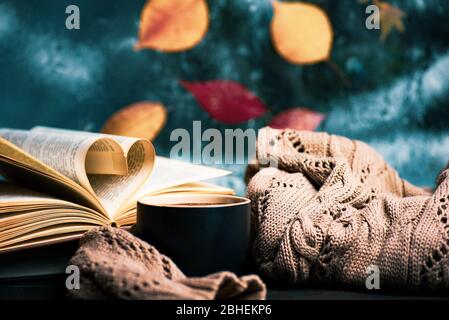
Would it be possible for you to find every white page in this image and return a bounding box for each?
[135,157,231,199]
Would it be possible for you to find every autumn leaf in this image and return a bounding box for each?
[135,0,209,52]
[269,108,325,131]
[101,102,167,141]
[378,1,405,41]
[181,80,269,124]
[270,1,333,65]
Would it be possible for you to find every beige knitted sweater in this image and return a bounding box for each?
[67,227,266,300]
[247,127,448,291]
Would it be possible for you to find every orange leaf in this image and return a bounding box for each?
[270,1,333,65]
[101,102,167,141]
[135,0,209,52]
[378,2,405,41]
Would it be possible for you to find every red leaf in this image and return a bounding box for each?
[269,108,325,131]
[181,80,268,124]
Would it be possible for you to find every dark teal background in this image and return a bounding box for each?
[1,0,448,194]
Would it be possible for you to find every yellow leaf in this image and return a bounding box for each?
[135,0,209,52]
[270,1,333,65]
[101,102,167,141]
[378,2,405,41]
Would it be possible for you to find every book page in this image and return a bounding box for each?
[88,140,154,217]
[29,127,155,219]
[0,128,125,187]
[32,127,155,220]
[0,135,105,213]
[0,131,70,180]
[0,127,155,219]
[0,181,108,252]
[0,232,82,254]
[135,157,231,199]
[32,127,129,177]
[149,181,235,196]
[115,162,233,225]
[0,181,67,205]
[0,224,96,251]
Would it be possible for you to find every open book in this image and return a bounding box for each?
[0,127,233,253]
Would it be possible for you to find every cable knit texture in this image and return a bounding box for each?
[67,226,266,300]
[247,127,449,291]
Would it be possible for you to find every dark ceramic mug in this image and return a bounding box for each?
[135,194,251,276]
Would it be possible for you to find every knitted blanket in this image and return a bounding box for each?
[247,127,449,291]
[67,227,266,300]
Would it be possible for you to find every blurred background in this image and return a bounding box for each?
[0,0,448,195]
